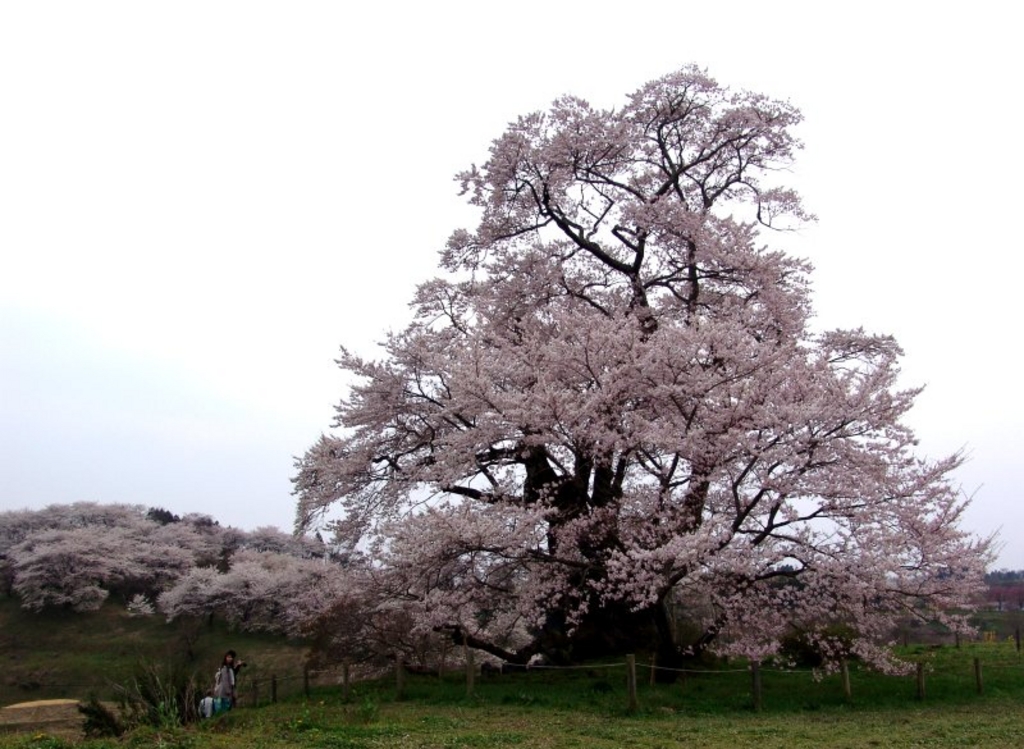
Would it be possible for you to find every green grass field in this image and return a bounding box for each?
[4,596,1024,748]
[6,663,1024,749]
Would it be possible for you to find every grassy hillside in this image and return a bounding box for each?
[0,595,310,707]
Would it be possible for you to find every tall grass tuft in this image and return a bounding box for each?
[119,660,201,729]
[77,695,125,738]
[79,660,202,737]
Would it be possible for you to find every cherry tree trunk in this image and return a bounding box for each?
[537,597,683,682]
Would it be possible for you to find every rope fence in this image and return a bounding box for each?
[345,645,1024,714]
[7,643,1024,715]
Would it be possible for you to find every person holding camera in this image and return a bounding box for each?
[212,649,245,713]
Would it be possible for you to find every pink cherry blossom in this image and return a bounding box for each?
[294,66,991,674]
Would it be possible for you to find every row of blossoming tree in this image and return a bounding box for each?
[0,503,297,606]
[291,65,992,678]
[0,502,440,667]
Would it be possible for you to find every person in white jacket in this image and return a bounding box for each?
[198,691,214,719]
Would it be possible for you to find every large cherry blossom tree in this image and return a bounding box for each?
[293,66,991,673]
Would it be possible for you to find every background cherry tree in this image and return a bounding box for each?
[0,503,345,622]
[1,503,192,609]
[293,65,991,674]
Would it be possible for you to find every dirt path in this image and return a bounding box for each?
[0,699,84,740]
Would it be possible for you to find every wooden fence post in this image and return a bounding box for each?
[395,652,406,699]
[1015,627,1021,654]
[915,662,925,701]
[626,654,638,713]
[303,664,310,698]
[974,657,984,695]
[841,659,852,702]
[751,661,762,712]
[251,678,260,707]
[342,659,351,701]
[271,674,278,704]
[439,640,448,682]
[464,641,475,697]
[649,654,657,686]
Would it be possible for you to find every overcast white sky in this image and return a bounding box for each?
[2,2,1020,566]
